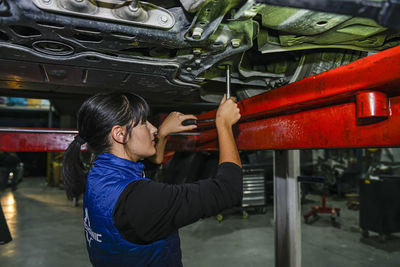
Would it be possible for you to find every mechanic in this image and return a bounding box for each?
[62,92,242,266]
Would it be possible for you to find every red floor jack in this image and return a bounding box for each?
[303,194,341,226]
[299,176,341,226]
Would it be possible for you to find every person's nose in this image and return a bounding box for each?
[147,122,157,135]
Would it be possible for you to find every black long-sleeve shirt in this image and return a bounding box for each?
[113,162,242,245]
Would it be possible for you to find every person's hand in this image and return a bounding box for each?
[216,94,241,128]
[158,112,198,138]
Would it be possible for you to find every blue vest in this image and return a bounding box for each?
[83,153,182,267]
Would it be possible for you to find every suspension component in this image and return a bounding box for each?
[33,0,175,29]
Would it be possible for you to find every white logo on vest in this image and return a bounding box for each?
[84,208,102,247]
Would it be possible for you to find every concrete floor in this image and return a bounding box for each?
[1,177,399,267]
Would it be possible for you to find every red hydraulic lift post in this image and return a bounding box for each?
[1,46,400,267]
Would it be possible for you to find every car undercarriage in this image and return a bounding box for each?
[0,0,399,113]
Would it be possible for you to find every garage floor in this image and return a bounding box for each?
[1,177,400,267]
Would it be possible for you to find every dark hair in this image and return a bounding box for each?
[62,92,149,199]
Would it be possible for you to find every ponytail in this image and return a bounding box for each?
[63,136,87,200]
[62,92,150,200]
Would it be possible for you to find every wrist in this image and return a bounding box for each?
[157,128,169,139]
[216,118,232,129]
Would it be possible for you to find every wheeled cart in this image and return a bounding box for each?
[216,163,268,222]
[242,164,268,216]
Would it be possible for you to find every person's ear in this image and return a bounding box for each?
[111,125,126,144]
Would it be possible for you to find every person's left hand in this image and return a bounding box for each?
[158,112,198,138]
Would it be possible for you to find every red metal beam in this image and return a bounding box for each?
[0,128,85,152]
[195,45,400,124]
[1,45,400,152]
[166,96,400,150]
[237,95,400,150]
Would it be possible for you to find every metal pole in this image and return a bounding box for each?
[274,150,302,267]
[226,65,231,99]
[47,102,53,187]
[48,102,53,128]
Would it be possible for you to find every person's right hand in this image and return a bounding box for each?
[216,94,241,127]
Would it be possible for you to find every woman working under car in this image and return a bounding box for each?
[63,91,242,266]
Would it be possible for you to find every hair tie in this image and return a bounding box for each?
[74,135,86,145]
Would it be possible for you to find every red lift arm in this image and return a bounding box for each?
[167,45,400,151]
[1,45,400,151]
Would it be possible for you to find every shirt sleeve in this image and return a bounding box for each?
[113,162,242,244]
